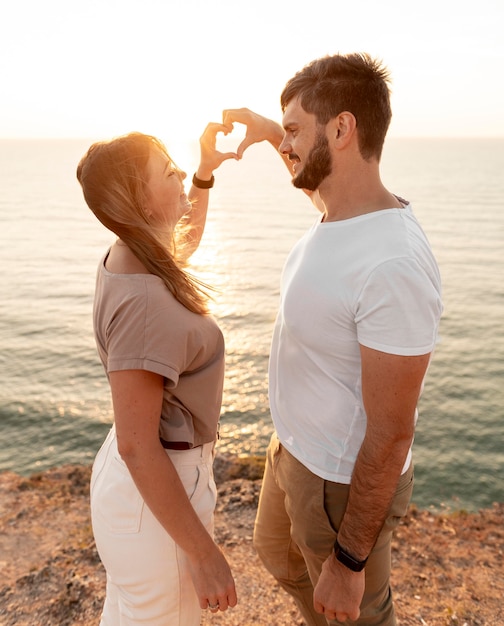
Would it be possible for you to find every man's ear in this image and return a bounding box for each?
[327,112,357,149]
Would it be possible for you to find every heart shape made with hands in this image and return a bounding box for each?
[216,122,247,157]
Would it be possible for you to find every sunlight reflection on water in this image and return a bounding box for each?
[1,138,503,511]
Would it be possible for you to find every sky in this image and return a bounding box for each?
[1,0,503,144]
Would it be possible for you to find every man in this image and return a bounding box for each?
[223,53,442,625]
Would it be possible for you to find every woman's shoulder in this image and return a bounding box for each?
[104,242,151,275]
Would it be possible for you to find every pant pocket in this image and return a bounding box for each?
[91,452,145,534]
[177,460,216,532]
[382,465,414,536]
[90,427,115,499]
[390,464,414,518]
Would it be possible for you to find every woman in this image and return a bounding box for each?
[76,123,238,625]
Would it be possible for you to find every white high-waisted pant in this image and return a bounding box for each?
[90,425,216,626]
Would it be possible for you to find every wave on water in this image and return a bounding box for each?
[1,138,503,512]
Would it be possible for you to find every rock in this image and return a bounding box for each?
[0,461,503,625]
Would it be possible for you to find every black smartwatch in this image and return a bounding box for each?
[334,540,368,572]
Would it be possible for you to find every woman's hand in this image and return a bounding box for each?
[187,545,238,613]
[110,369,237,612]
[196,122,238,181]
[184,121,238,257]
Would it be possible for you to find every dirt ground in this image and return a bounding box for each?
[0,460,502,626]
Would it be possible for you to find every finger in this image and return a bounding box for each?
[227,586,238,608]
[236,138,254,159]
[223,108,248,124]
[201,122,229,140]
[219,151,239,162]
[213,122,232,135]
[217,582,238,611]
[222,110,236,126]
[206,599,220,612]
[204,121,230,133]
[221,115,234,133]
[313,600,325,614]
[222,109,249,132]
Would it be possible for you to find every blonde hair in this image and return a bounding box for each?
[76,132,210,315]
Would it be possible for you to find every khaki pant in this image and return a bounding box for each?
[254,433,413,626]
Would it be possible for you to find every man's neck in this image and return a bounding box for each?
[318,162,402,222]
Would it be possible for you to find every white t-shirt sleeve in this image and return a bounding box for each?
[355,257,443,356]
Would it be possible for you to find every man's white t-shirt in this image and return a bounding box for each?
[269,204,443,483]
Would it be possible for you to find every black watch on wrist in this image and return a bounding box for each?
[334,540,368,572]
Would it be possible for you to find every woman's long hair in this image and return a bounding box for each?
[76,132,210,315]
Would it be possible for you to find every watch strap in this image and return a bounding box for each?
[334,540,368,572]
[192,173,215,189]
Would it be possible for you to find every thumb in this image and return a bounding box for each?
[221,151,239,162]
[237,138,254,159]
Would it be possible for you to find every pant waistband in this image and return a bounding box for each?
[161,440,215,462]
[160,438,196,450]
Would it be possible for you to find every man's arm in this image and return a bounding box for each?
[313,347,431,622]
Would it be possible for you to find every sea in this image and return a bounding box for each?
[1,136,503,513]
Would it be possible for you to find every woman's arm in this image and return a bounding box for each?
[109,368,237,611]
[182,123,237,259]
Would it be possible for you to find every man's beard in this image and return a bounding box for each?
[292,129,332,191]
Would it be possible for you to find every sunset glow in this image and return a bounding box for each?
[2,0,503,141]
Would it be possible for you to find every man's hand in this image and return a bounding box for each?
[222,108,284,159]
[313,553,364,622]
